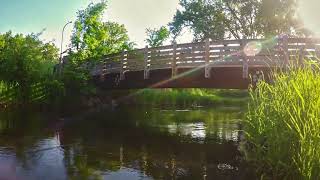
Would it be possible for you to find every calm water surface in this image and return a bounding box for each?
[0,106,254,180]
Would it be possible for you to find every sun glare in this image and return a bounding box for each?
[298,0,320,36]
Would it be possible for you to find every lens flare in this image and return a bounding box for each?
[244,41,262,57]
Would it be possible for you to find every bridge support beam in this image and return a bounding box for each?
[144,45,150,79]
[299,45,305,67]
[205,38,211,78]
[241,39,248,79]
[279,35,289,67]
[120,51,126,80]
[172,43,177,77]
[242,59,248,79]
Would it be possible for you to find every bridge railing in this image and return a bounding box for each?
[94,37,320,79]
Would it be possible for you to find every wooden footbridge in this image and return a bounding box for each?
[91,36,320,89]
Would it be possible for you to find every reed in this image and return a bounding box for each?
[245,63,320,179]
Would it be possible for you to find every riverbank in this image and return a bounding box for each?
[71,88,249,111]
[128,88,248,107]
[1,86,249,114]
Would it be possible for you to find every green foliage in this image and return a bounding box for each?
[71,1,134,62]
[170,0,306,41]
[64,1,135,97]
[245,64,320,179]
[0,31,59,104]
[145,26,170,47]
[133,89,248,107]
[60,61,93,96]
[170,0,225,41]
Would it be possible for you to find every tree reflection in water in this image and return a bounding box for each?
[0,106,255,179]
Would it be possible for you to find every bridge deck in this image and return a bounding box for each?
[91,37,320,89]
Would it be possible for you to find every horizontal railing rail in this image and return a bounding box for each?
[91,37,320,79]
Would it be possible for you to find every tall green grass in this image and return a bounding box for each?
[134,88,248,107]
[245,63,320,179]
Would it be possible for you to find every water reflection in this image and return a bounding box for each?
[0,106,254,180]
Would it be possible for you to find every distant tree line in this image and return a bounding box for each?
[168,0,310,42]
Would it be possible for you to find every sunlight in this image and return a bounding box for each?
[244,41,262,57]
[298,0,320,35]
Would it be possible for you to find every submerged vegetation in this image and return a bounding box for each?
[245,63,320,179]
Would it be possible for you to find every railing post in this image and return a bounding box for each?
[299,45,305,67]
[281,34,289,66]
[241,39,249,79]
[172,42,177,77]
[205,38,211,78]
[144,45,149,79]
[120,51,126,80]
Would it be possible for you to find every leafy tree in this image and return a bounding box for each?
[71,1,134,62]
[255,0,303,37]
[169,0,304,41]
[62,1,135,96]
[0,31,59,103]
[170,0,225,41]
[145,26,170,47]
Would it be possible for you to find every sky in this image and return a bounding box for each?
[298,0,320,36]
[0,0,189,52]
[0,0,320,52]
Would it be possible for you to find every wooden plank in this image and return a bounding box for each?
[150,50,173,56]
[177,61,205,65]
[288,38,320,44]
[126,63,145,67]
[150,49,173,53]
[151,64,171,69]
[125,61,145,66]
[148,44,174,51]
[151,61,171,65]
[150,62,171,66]
[150,54,173,60]
[177,42,205,48]
[178,52,206,58]
[178,57,206,62]
[209,51,241,56]
[126,56,144,60]
[126,65,144,69]
[288,44,317,50]
[177,46,205,52]
[209,46,241,51]
[210,39,242,45]
[150,59,172,63]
